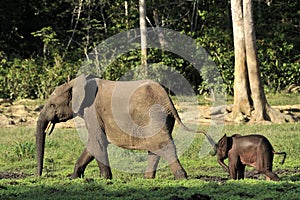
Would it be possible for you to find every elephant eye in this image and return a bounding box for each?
[50,103,55,108]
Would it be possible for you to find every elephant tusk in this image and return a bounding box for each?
[45,123,51,133]
[45,123,55,136]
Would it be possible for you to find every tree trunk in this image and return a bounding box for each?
[153,9,166,49]
[231,0,291,123]
[231,0,252,121]
[139,0,148,77]
[243,0,267,121]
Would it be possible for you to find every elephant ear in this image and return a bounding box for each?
[72,75,87,114]
[218,134,228,153]
[218,134,226,145]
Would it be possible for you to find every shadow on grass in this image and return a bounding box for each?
[0,178,213,200]
[0,170,300,200]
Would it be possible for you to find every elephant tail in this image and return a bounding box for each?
[163,86,217,152]
[273,151,286,165]
[178,121,216,149]
[170,106,217,149]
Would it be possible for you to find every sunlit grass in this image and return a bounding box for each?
[0,123,299,199]
[171,92,300,106]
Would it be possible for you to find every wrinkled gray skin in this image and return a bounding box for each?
[216,134,286,181]
[36,75,215,180]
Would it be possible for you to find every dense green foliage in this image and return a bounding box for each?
[1,0,299,99]
[0,123,299,199]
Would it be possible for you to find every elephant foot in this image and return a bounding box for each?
[67,172,83,179]
[174,169,187,180]
[97,161,112,180]
[100,169,112,180]
[67,173,79,179]
[265,171,280,181]
[67,169,85,179]
[144,171,156,179]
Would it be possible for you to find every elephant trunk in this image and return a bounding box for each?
[36,113,49,176]
[209,143,218,156]
[205,134,217,156]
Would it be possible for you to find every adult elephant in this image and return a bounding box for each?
[36,75,215,179]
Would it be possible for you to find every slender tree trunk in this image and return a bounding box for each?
[139,0,148,77]
[231,0,252,121]
[243,0,268,121]
[65,0,83,55]
[153,9,166,49]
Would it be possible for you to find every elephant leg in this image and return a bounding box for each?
[69,148,94,179]
[144,151,160,179]
[88,136,112,179]
[229,167,238,180]
[153,140,187,180]
[228,157,238,180]
[84,109,112,179]
[257,154,279,181]
[237,163,246,180]
[265,171,280,181]
[95,152,112,179]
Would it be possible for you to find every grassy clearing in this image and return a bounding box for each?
[193,92,300,106]
[266,92,300,106]
[0,123,299,199]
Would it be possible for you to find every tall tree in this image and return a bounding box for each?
[139,0,148,77]
[231,0,290,123]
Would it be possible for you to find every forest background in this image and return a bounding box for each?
[0,0,299,100]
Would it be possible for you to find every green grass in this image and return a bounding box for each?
[266,92,300,106]
[0,123,299,199]
[169,92,300,110]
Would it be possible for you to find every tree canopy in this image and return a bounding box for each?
[0,0,299,99]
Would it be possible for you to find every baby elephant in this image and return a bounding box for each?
[217,134,286,181]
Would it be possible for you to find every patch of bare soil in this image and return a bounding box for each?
[0,99,40,127]
[178,102,300,124]
[170,193,212,200]
[0,99,75,128]
[193,175,227,183]
[0,171,31,180]
[245,169,300,181]
[192,168,300,182]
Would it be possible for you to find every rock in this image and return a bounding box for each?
[18,117,27,123]
[210,105,227,115]
[9,120,15,125]
[8,105,30,117]
[34,105,44,112]
[234,113,248,123]
[287,84,300,93]
[0,114,10,126]
[0,99,13,105]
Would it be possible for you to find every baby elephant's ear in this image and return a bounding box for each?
[72,75,87,114]
[219,134,228,148]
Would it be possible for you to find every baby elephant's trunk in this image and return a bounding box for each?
[273,151,286,165]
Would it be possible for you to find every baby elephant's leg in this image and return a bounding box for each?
[265,171,280,181]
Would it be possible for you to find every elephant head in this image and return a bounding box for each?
[36,75,97,176]
[216,134,240,172]
[216,134,229,172]
[217,134,228,159]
